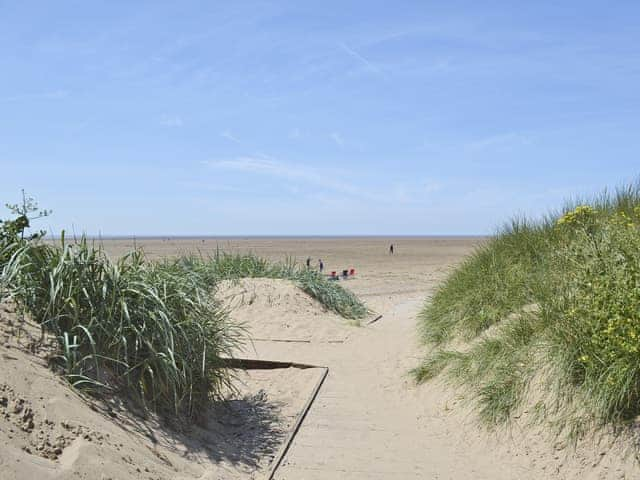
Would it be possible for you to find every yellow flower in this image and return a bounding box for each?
[556,205,596,227]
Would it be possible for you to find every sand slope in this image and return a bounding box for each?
[0,301,320,480]
[5,236,640,479]
[216,278,356,346]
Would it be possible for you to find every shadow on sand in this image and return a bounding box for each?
[91,389,286,473]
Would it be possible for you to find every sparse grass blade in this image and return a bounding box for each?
[174,251,368,321]
[414,179,640,439]
[6,238,241,419]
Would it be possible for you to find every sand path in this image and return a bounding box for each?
[101,237,637,479]
[241,283,632,479]
[229,275,540,479]
[264,294,535,479]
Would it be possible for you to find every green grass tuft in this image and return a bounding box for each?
[175,251,368,321]
[0,196,367,424]
[3,238,241,419]
[415,181,640,437]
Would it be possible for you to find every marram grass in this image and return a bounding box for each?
[0,195,367,423]
[176,251,369,321]
[3,238,241,419]
[0,236,366,420]
[414,181,640,439]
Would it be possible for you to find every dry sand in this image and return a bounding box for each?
[2,236,639,479]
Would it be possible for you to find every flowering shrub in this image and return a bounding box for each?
[556,205,597,227]
[416,183,640,433]
[551,217,640,421]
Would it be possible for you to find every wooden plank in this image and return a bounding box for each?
[222,357,320,370]
[263,366,329,480]
[220,357,330,480]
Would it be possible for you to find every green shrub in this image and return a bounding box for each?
[418,218,553,345]
[0,190,50,269]
[414,182,640,436]
[5,238,240,419]
[549,210,640,425]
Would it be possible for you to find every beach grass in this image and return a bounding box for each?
[1,204,367,420]
[175,251,369,321]
[2,236,241,419]
[414,181,640,438]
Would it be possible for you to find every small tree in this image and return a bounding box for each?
[1,190,51,266]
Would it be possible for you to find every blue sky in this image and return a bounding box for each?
[2,1,639,235]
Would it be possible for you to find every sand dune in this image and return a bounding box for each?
[216,277,358,344]
[0,299,321,479]
[2,237,639,479]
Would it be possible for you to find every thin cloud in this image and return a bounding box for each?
[330,132,344,147]
[207,157,301,178]
[205,156,377,201]
[289,128,301,139]
[424,181,442,193]
[391,180,443,204]
[221,130,241,143]
[159,115,184,127]
[339,43,381,73]
[0,90,69,103]
[205,157,443,206]
[468,132,533,151]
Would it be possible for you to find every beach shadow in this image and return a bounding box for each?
[93,388,286,471]
[197,389,286,467]
[0,305,288,473]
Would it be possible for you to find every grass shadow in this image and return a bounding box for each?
[91,388,286,472]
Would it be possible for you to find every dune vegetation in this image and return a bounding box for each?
[414,182,640,440]
[2,235,240,420]
[0,194,367,421]
[176,251,369,321]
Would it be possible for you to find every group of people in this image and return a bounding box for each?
[305,244,394,275]
[306,256,324,272]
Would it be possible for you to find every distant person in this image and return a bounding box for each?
[389,244,394,255]
[306,257,311,268]
[318,259,324,273]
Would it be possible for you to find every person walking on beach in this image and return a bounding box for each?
[389,243,394,255]
[306,257,311,268]
[318,259,324,273]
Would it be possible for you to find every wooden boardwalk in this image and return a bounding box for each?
[251,298,536,480]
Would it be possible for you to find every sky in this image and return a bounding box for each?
[1,1,640,236]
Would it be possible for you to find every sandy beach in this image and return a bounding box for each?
[99,236,480,311]
[1,236,638,479]
[5,1,639,477]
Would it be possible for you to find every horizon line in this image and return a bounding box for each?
[46,233,490,240]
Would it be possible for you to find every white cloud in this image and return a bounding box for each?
[204,156,375,201]
[390,180,443,204]
[424,181,442,193]
[204,156,443,206]
[207,156,302,178]
[330,132,344,147]
[221,130,241,143]
[339,43,381,74]
[159,114,183,127]
[289,128,301,139]
[0,90,69,103]
[467,132,533,151]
